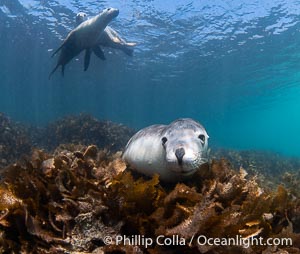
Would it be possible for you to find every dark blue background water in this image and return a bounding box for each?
[0,0,300,156]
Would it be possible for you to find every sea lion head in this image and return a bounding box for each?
[76,8,119,29]
[161,118,209,176]
[99,7,119,24]
[75,12,88,26]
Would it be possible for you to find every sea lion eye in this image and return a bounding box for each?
[198,134,205,143]
[162,137,167,145]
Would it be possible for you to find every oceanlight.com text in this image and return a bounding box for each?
[196,235,293,248]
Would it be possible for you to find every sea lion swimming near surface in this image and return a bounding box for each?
[76,12,136,59]
[122,118,209,182]
[49,7,119,78]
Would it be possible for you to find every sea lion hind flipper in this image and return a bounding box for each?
[92,46,106,60]
[51,46,61,57]
[61,65,65,76]
[48,63,65,79]
[52,34,73,57]
[49,64,60,79]
[51,42,65,58]
[123,42,136,56]
[84,48,92,71]
[127,42,137,47]
[122,46,134,57]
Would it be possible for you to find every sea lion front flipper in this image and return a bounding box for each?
[84,48,92,71]
[92,46,106,60]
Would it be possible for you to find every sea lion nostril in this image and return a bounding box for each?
[175,147,185,164]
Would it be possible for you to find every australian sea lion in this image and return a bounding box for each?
[49,7,119,78]
[122,118,209,182]
[76,12,136,58]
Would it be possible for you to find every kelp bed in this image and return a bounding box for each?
[0,144,300,253]
[1,113,300,253]
[0,113,134,169]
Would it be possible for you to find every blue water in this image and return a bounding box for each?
[0,0,300,156]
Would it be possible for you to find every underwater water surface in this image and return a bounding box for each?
[0,0,300,156]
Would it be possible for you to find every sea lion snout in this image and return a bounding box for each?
[175,147,185,165]
[106,7,119,18]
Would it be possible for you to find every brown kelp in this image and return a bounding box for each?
[0,145,300,253]
[0,145,126,253]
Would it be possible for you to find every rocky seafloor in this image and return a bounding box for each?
[0,113,300,253]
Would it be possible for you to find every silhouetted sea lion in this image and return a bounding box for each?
[122,118,209,182]
[49,8,119,78]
